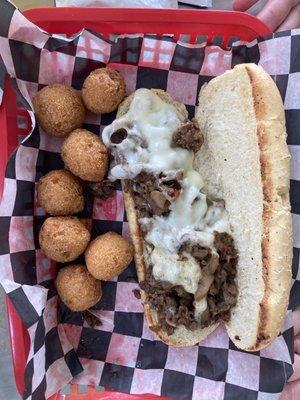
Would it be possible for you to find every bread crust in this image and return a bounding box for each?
[243,64,292,350]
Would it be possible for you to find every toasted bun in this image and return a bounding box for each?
[195,64,292,351]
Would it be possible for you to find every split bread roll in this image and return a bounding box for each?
[104,63,292,351]
[195,64,292,350]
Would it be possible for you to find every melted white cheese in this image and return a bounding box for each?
[144,174,229,253]
[102,88,191,180]
[151,249,201,294]
[103,89,230,307]
[194,298,208,320]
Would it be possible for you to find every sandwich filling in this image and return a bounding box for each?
[103,89,238,335]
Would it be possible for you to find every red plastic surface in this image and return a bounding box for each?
[0,7,271,400]
[0,78,19,199]
[54,387,166,400]
[6,297,29,396]
[23,7,270,44]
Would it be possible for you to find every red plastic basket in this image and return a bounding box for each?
[0,7,271,400]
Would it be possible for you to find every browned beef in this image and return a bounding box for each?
[140,270,198,335]
[110,128,128,144]
[83,310,102,328]
[133,289,141,299]
[140,232,238,335]
[214,232,238,259]
[86,180,115,199]
[202,233,238,327]
[180,243,211,267]
[180,234,238,328]
[130,172,182,219]
[172,120,204,152]
[159,170,184,183]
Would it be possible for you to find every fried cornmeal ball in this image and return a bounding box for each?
[61,129,108,182]
[81,68,126,114]
[85,232,134,280]
[55,264,102,311]
[33,84,85,137]
[37,170,84,216]
[39,217,90,263]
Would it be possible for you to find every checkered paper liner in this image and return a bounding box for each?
[0,1,300,399]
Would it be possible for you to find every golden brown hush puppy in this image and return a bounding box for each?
[37,170,84,216]
[85,232,134,280]
[39,217,90,263]
[33,84,85,137]
[55,264,102,311]
[61,129,108,182]
[81,68,126,114]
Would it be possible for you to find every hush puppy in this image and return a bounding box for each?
[82,68,125,114]
[61,129,108,181]
[55,264,102,311]
[39,217,90,262]
[37,170,84,216]
[33,84,85,137]
[85,232,134,280]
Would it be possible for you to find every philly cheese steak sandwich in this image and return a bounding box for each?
[102,63,292,351]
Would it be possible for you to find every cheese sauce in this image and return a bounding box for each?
[103,89,230,315]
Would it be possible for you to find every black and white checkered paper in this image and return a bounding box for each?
[0,1,299,399]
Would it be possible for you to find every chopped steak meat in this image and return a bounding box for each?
[159,170,184,184]
[202,233,238,327]
[111,128,128,144]
[133,288,141,299]
[140,270,198,335]
[129,172,183,218]
[180,244,216,273]
[172,119,204,153]
[141,233,238,334]
[83,310,102,328]
[86,180,115,199]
